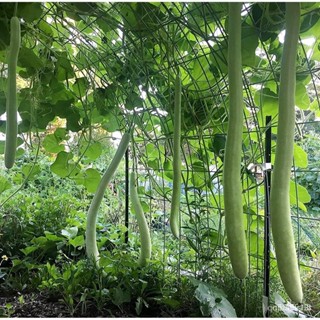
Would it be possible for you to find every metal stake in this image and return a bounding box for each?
[125,148,129,244]
[263,116,272,317]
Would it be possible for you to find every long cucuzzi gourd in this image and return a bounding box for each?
[86,132,130,265]
[5,16,21,169]
[170,73,182,238]
[130,171,152,266]
[269,3,303,304]
[223,3,248,280]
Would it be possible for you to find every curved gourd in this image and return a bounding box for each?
[130,171,152,266]
[223,2,248,280]
[86,133,130,265]
[270,3,303,304]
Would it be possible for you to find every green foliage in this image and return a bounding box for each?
[0,303,15,317]
[35,248,200,317]
[193,281,237,317]
[39,259,104,316]
[296,133,320,213]
[273,292,309,317]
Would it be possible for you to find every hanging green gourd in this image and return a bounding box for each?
[170,72,182,238]
[223,2,248,280]
[269,3,303,304]
[130,171,152,266]
[86,133,131,265]
[5,16,21,169]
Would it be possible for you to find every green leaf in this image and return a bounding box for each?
[44,232,64,242]
[72,77,89,98]
[290,181,311,203]
[290,181,311,211]
[293,144,308,168]
[50,82,75,104]
[301,8,320,39]
[300,7,320,34]
[140,200,150,213]
[54,128,67,140]
[135,297,143,316]
[55,51,75,80]
[194,282,237,318]
[32,236,49,245]
[80,142,102,160]
[93,86,118,116]
[62,268,72,281]
[201,230,220,246]
[274,292,308,317]
[38,20,53,37]
[146,143,159,158]
[18,98,33,127]
[69,2,98,14]
[38,105,57,129]
[189,160,209,189]
[20,246,38,256]
[18,3,43,22]
[96,15,119,33]
[210,40,227,74]
[66,107,82,132]
[69,235,85,248]
[0,176,12,194]
[241,22,259,66]
[111,287,131,306]
[163,159,174,180]
[189,55,216,91]
[120,3,165,36]
[50,151,80,178]
[247,231,264,257]
[18,47,44,70]
[188,3,228,20]
[125,92,143,110]
[208,134,226,159]
[43,134,65,153]
[72,168,101,193]
[161,297,181,309]
[61,226,78,239]
[311,41,320,61]
[191,160,206,173]
[254,88,279,117]
[101,114,121,132]
[295,82,310,110]
[21,164,41,180]
[13,173,24,184]
[209,21,258,76]
[147,158,160,171]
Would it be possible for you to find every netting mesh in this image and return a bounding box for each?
[1,2,320,317]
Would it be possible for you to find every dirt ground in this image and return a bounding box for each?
[0,292,137,318]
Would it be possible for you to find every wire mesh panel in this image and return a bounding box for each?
[0,2,320,317]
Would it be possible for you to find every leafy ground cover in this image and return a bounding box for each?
[0,146,319,318]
